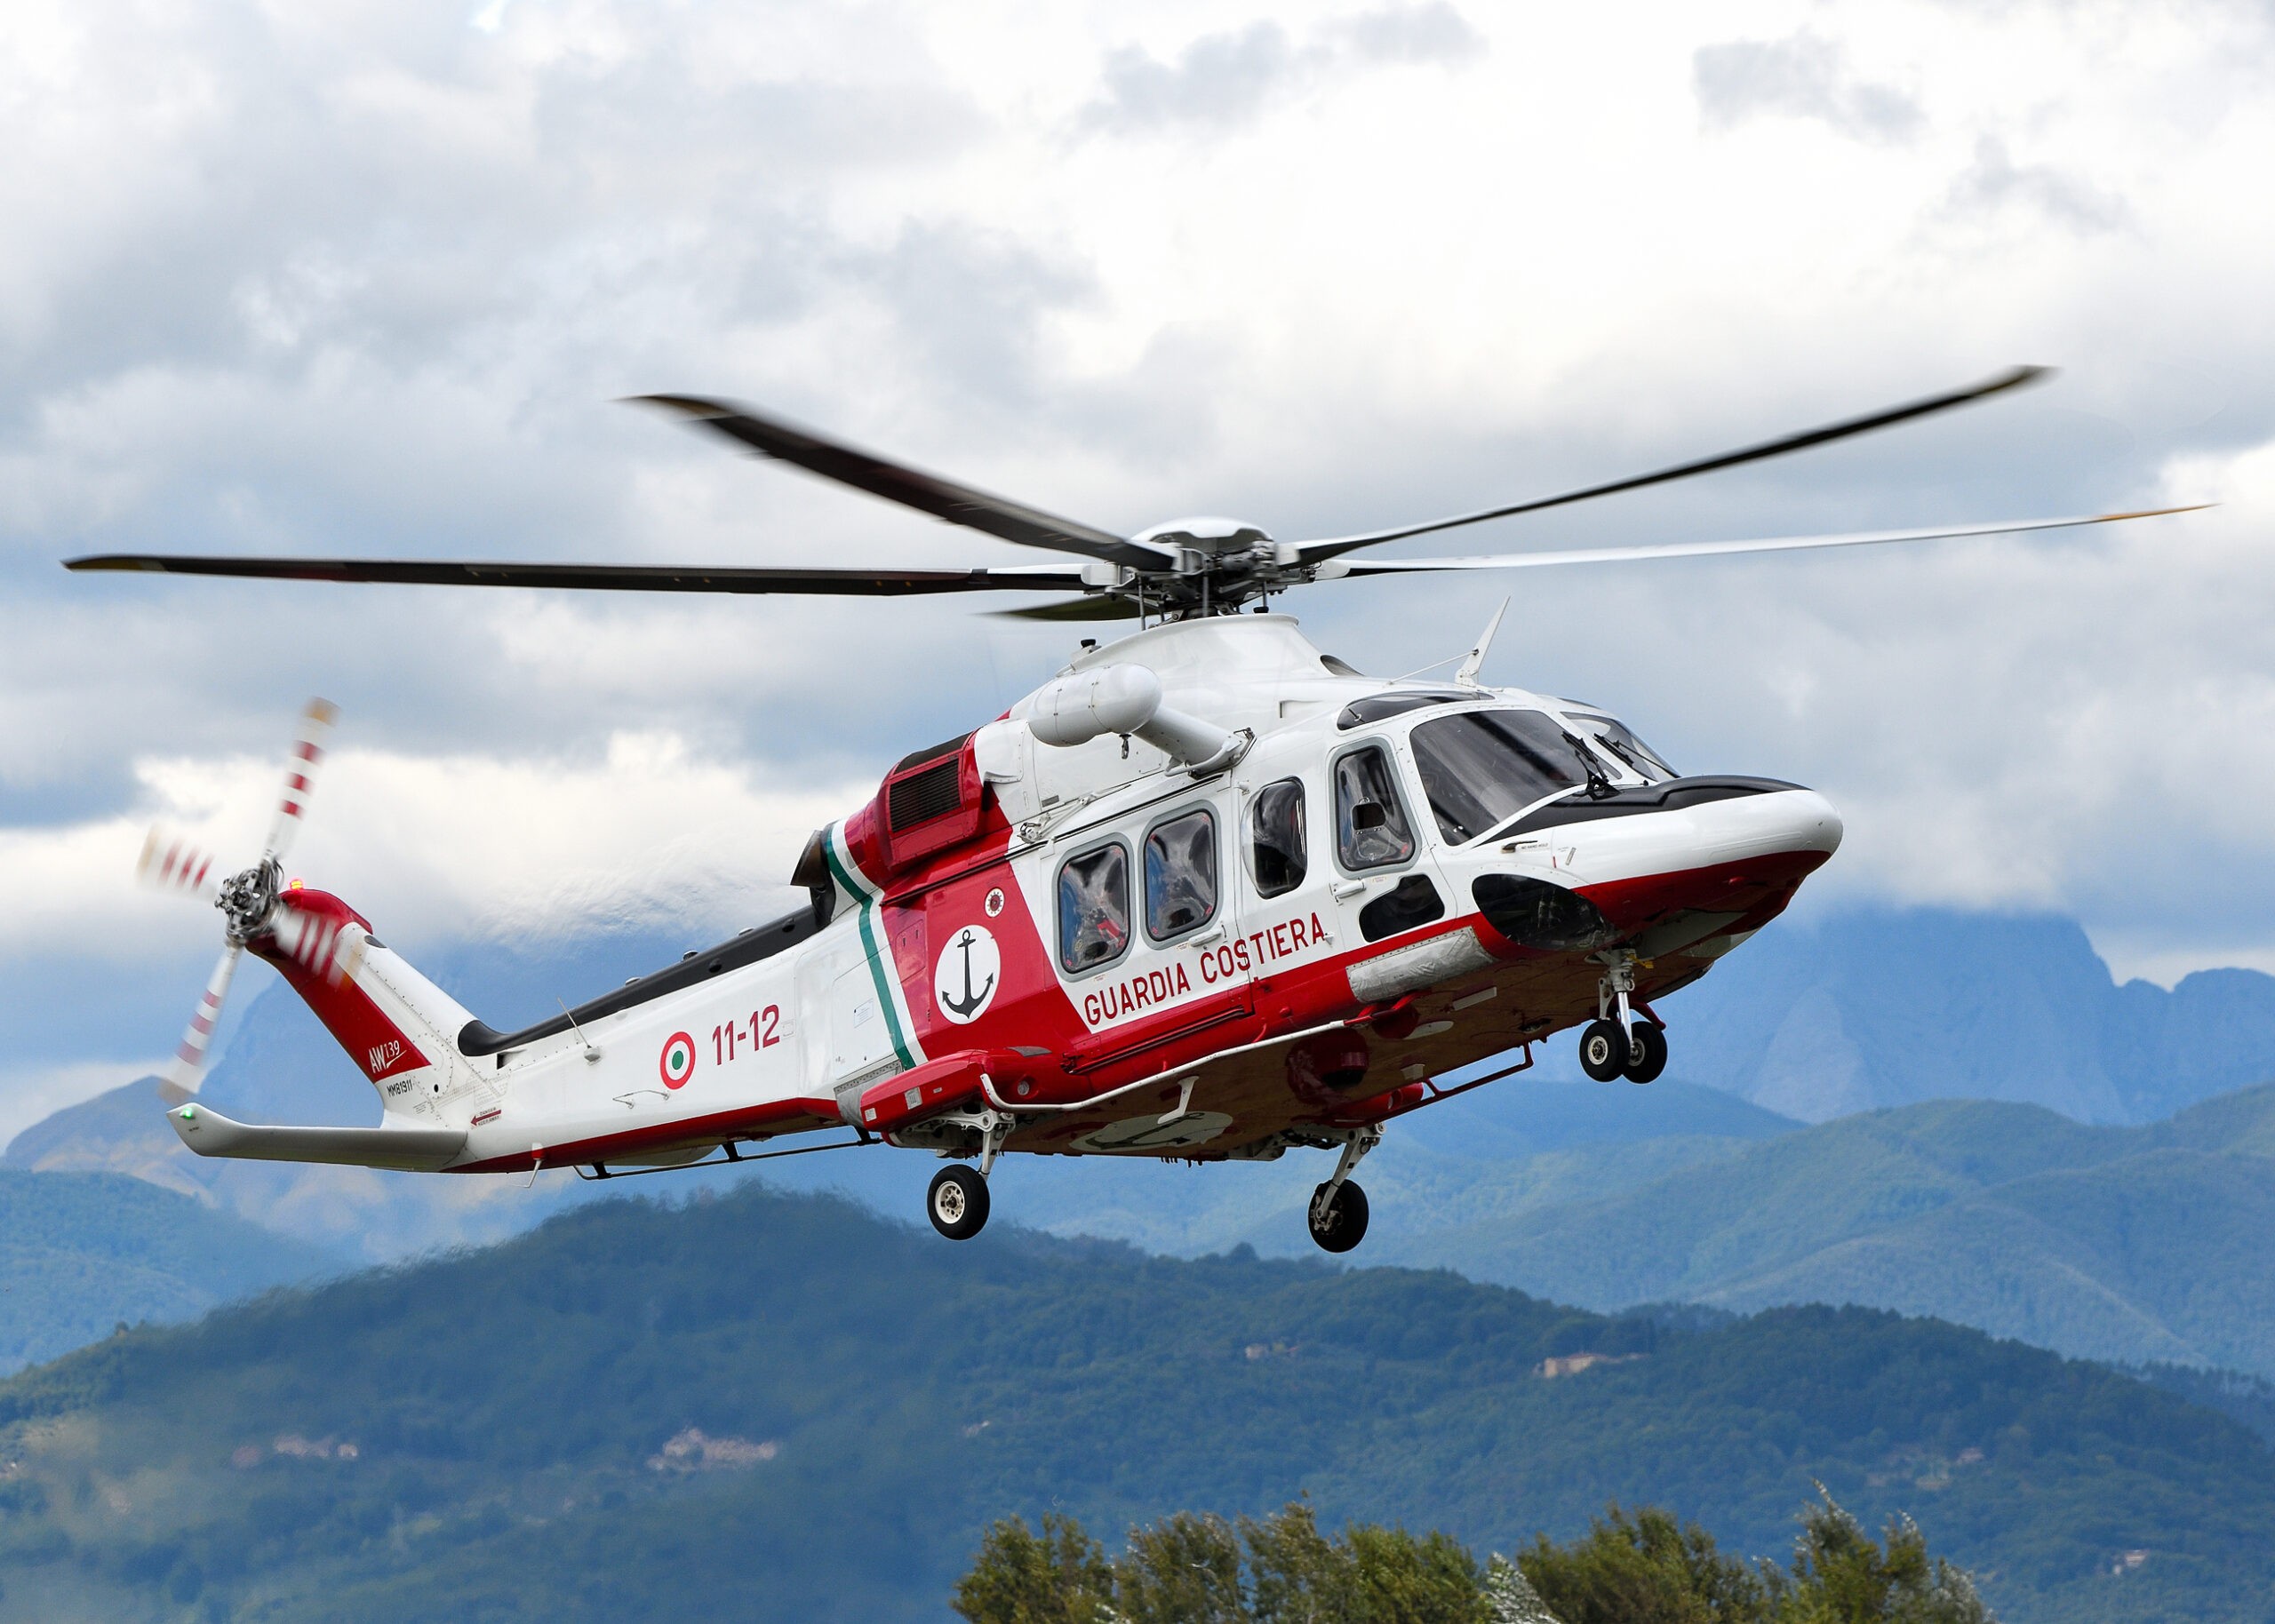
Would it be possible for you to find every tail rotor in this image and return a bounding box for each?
[142,698,344,1103]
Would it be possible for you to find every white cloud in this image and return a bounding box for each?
[0,730,866,965]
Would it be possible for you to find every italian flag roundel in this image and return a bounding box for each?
[659,1031,697,1089]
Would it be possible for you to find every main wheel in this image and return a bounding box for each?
[1308,1180,1369,1254]
[927,1165,990,1241]
[1621,1021,1668,1084]
[1578,1018,1631,1081]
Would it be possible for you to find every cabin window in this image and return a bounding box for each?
[1410,709,1590,844]
[1333,745,1416,872]
[1145,809,1218,941]
[1058,842,1132,973]
[1572,714,1678,784]
[1247,777,1307,898]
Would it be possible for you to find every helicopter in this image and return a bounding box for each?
[71,365,2198,1251]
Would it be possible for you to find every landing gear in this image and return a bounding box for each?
[1307,1126,1379,1254]
[1308,1180,1369,1253]
[1621,1021,1668,1084]
[1584,949,1670,1083]
[927,1165,990,1241]
[1579,1018,1630,1081]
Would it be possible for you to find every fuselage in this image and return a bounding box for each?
[243,615,1841,1174]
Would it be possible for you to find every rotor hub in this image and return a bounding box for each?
[216,858,281,943]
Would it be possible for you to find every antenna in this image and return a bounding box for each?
[1456,598,1510,689]
[558,998,603,1063]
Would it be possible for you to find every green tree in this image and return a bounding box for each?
[1244,1500,1360,1622]
[1115,1511,1247,1624]
[954,1496,1992,1624]
[1764,1493,1990,1624]
[1244,1502,1485,1624]
[954,1514,1116,1624]
[1519,1504,1767,1624]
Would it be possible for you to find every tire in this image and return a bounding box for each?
[927,1165,991,1241]
[1578,1018,1630,1082]
[1308,1180,1369,1254]
[1622,1020,1668,1085]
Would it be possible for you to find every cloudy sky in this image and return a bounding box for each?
[3,0,2271,1134]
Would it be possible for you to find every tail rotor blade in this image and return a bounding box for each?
[160,943,243,1104]
[262,697,339,864]
[137,828,221,901]
[271,897,364,986]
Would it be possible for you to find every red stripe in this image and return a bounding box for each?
[287,773,309,792]
[294,742,320,761]
[281,800,302,818]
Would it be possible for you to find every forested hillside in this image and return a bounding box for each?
[0,1171,339,1373]
[0,1184,2266,1623]
[1390,1085,2275,1376]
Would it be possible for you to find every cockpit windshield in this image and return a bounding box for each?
[1571,714,1678,784]
[1409,709,1591,844]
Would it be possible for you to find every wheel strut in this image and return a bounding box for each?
[1310,1125,1380,1230]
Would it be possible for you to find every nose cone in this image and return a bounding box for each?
[1780,787,1844,857]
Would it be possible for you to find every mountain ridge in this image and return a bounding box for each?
[1387,1084,2275,1375]
[0,1181,2267,1623]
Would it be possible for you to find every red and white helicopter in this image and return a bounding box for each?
[75,366,2194,1250]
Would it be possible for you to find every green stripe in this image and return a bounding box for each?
[823,830,918,1071]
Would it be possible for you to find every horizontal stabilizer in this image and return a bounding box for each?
[167,1103,465,1171]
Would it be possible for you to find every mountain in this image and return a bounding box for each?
[0,1184,2267,1622]
[1385,1084,2275,1378]
[0,1163,341,1372]
[1656,906,2275,1124]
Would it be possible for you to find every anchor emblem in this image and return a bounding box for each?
[933,924,1001,1024]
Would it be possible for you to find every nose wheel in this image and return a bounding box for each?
[1620,1020,1667,1083]
[1581,951,1670,1084]
[927,1165,990,1240]
[1579,1018,1630,1081]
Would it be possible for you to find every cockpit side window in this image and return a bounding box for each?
[1247,777,1308,898]
[1575,715,1678,783]
[1145,809,1218,941]
[1058,842,1131,973]
[1410,710,1589,844]
[1333,745,1417,871]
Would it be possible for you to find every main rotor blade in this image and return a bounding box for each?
[1329,506,2207,579]
[636,395,1176,572]
[1297,365,2054,562]
[64,556,1098,597]
[989,594,1145,622]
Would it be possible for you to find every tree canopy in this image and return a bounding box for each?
[955,1495,1992,1624]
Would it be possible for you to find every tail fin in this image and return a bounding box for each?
[247,888,491,1119]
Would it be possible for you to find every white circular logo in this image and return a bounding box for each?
[984,887,1006,918]
[933,924,1002,1024]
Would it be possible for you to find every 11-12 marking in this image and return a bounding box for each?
[713,1007,782,1066]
